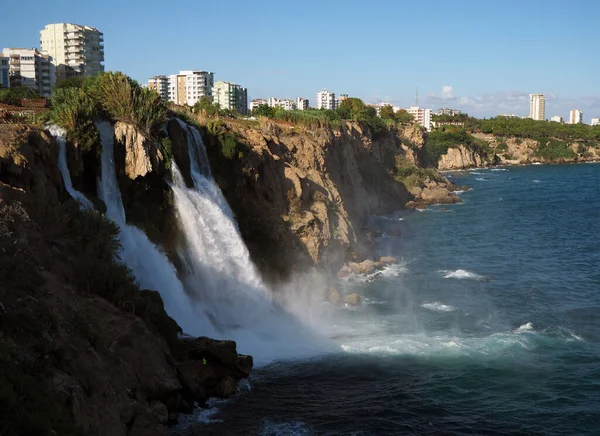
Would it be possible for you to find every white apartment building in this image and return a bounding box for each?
[436,108,462,116]
[213,81,248,115]
[147,75,169,100]
[1,48,55,97]
[164,70,214,106]
[406,106,432,131]
[40,23,104,82]
[499,113,519,118]
[591,117,600,126]
[529,94,546,121]
[250,99,268,111]
[316,90,336,110]
[268,97,296,111]
[296,97,309,110]
[569,110,583,124]
[0,54,9,89]
[550,116,564,123]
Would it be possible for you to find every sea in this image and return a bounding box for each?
[177,163,600,435]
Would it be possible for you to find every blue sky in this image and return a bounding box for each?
[2,0,598,120]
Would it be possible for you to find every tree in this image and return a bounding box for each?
[252,104,275,118]
[0,86,39,106]
[379,104,395,120]
[54,77,85,91]
[193,95,219,117]
[337,97,366,120]
[395,109,414,124]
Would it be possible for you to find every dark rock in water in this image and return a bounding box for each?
[215,376,237,398]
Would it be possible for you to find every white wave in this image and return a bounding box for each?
[341,263,408,284]
[516,322,534,332]
[475,177,488,181]
[470,171,484,175]
[421,302,456,313]
[532,162,543,165]
[441,269,489,281]
[533,179,542,183]
[491,168,508,171]
[416,208,429,212]
[196,407,223,424]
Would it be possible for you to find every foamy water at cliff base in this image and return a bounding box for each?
[180,164,600,435]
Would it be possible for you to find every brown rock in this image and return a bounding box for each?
[343,293,361,306]
[215,376,237,398]
[379,256,397,264]
[327,287,341,304]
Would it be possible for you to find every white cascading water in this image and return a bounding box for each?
[95,120,217,337]
[49,125,94,209]
[171,122,326,363]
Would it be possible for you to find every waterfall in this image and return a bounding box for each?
[170,121,325,362]
[95,120,216,337]
[49,125,94,209]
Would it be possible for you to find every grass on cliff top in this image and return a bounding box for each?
[48,72,168,139]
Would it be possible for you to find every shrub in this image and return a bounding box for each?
[219,133,237,159]
[534,138,576,160]
[49,87,99,151]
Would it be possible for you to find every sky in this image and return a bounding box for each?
[1,0,599,120]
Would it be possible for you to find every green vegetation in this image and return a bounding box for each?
[205,118,241,159]
[252,104,275,118]
[193,95,220,117]
[395,157,444,189]
[424,126,489,166]
[0,86,40,106]
[533,138,576,160]
[49,87,99,151]
[48,71,168,140]
[478,116,600,141]
[272,108,342,129]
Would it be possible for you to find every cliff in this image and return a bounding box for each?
[0,124,252,436]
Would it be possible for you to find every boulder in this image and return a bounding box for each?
[343,293,361,306]
[215,376,237,398]
[379,256,397,264]
[327,287,341,305]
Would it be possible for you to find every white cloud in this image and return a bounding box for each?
[428,85,457,101]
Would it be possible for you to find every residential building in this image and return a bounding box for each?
[529,94,545,121]
[569,109,583,124]
[213,81,248,115]
[147,75,169,100]
[40,23,104,82]
[296,97,309,110]
[436,108,462,116]
[499,113,519,118]
[591,118,600,126]
[0,54,9,88]
[316,90,336,110]
[550,116,564,123]
[163,70,214,106]
[268,97,296,111]
[250,98,268,111]
[406,106,432,131]
[2,48,55,97]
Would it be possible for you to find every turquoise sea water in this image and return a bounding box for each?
[181,163,600,435]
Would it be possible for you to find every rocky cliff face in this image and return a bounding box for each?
[201,119,414,279]
[437,144,484,170]
[0,124,251,436]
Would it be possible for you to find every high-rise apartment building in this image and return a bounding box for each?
[0,54,9,89]
[550,116,564,123]
[1,48,55,97]
[296,97,309,110]
[147,75,169,100]
[529,94,545,121]
[40,23,104,82]
[213,81,248,115]
[591,118,600,126]
[569,109,583,124]
[316,90,336,110]
[162,71,214,106]
[436,108,462,116]
[406,106,432,131]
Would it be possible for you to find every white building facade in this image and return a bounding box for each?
[268,97,296,111]
[147,75,169,100]
[436,108,462,116]
[296,97,309,110]
[316,90,336,110]
[569,109,583,124]
[40,23,104,82]
[1,48,55,97]
[591,117,600,126]
[529,94,546,121]
[406,106,432,131]
[250,99,268,111]
[213,81,248,115]
[550,116,564,123]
